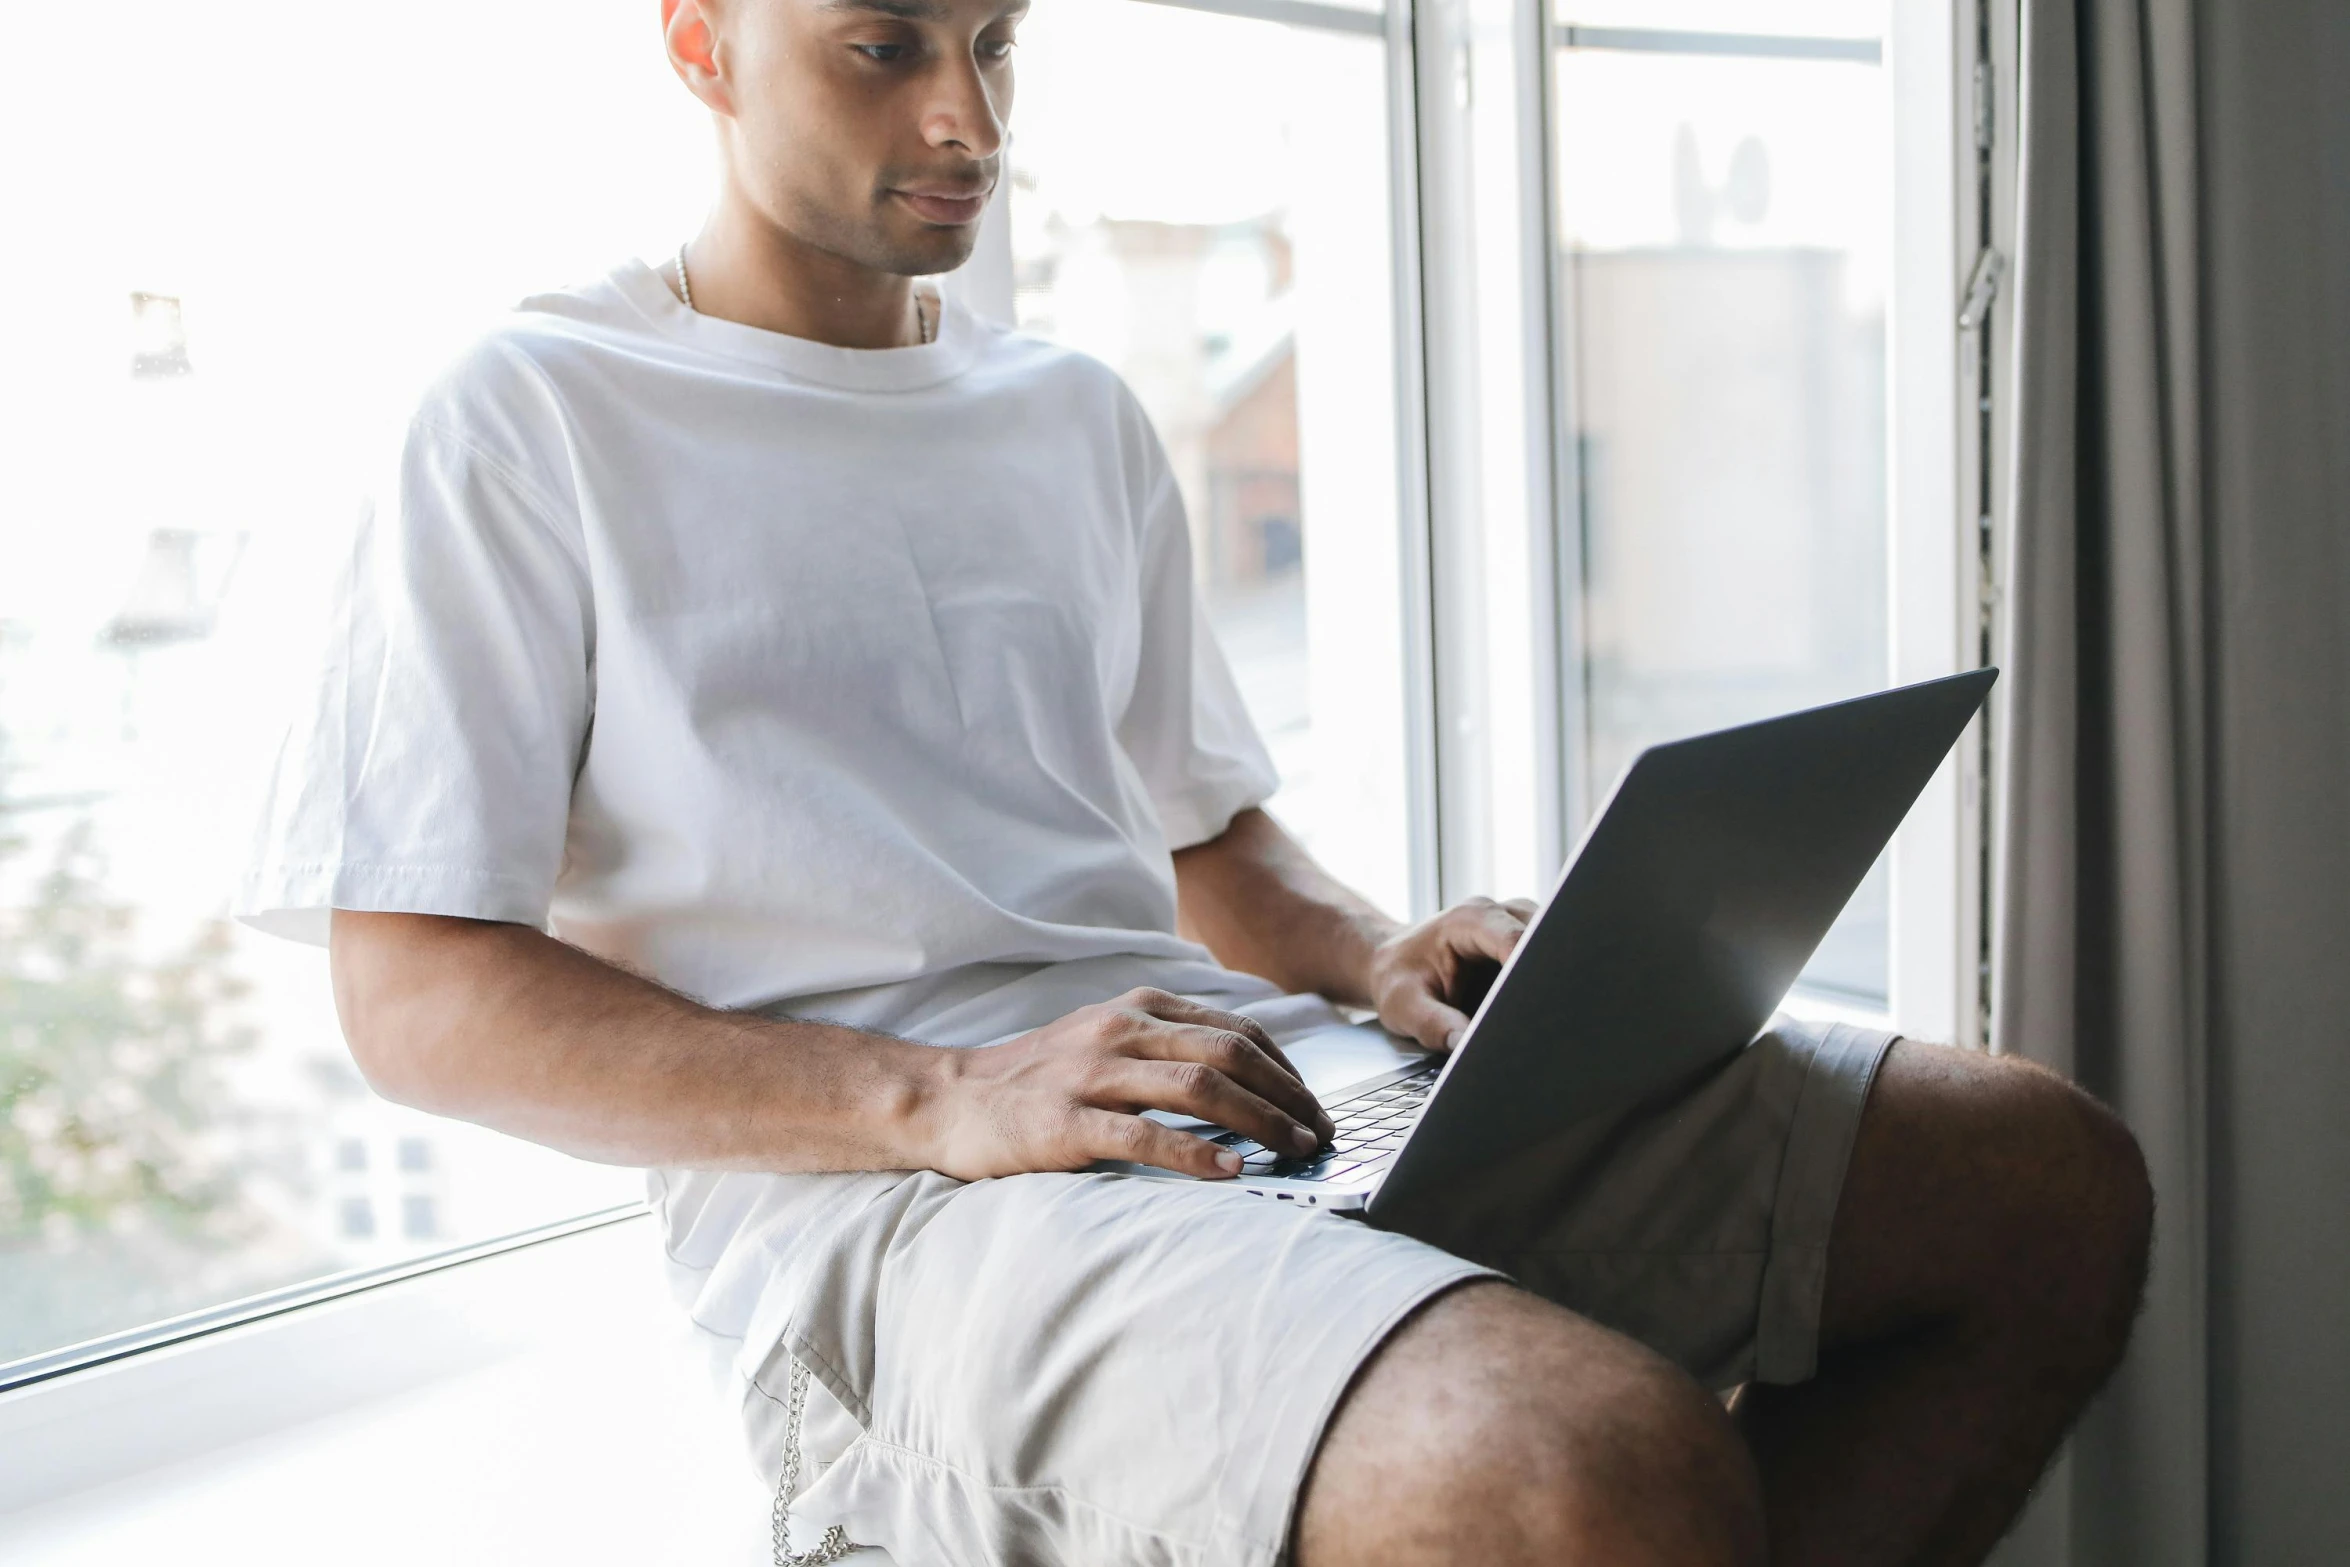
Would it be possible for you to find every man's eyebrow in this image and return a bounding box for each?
[818,0,1030,19]
[820,0,953,19]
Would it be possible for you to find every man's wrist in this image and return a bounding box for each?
[747,1017,961,1173]
[1329,910,1405,1010]
[870,1033,963,1171]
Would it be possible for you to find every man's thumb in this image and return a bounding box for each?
[1388,989,1470,1053]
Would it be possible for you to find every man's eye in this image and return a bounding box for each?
[855,43,907,62]
[979,37,1017,60]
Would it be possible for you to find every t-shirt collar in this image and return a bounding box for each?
[611,256,986,392]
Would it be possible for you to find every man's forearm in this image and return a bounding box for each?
[1171,808,1400,1007]
[330,910,945,1171]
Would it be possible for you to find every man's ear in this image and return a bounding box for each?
[663,0,734,116]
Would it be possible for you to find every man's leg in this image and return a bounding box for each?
[1735,1041,2154,1565]
[1295,1037,2151,1567]
[1296,1281,1766,1567]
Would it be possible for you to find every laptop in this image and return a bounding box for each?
[1117,668,1997,1223]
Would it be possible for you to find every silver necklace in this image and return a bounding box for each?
[674,243,934,344]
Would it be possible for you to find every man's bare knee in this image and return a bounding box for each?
[1835,1042,2154,1381]
[1296,1282,1764,1567]
[1993,1056,2154,1369]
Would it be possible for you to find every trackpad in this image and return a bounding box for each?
[1288,1021,1432,1100]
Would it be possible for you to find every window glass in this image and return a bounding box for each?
[1010,0,1415,917]
[1552,2,1895,1004]
[0,2,697,1367]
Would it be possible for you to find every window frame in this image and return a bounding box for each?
[0,1206,642,1399]
[1410,0,2016,1043]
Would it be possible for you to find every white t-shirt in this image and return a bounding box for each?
[238,258,1293,1046]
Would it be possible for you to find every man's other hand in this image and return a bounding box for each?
[1366,896,1541,1053]
[919,988,1337,1181]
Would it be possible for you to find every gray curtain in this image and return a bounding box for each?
[1993,0,2350,1563]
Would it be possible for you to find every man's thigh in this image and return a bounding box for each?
[748,1167,1490,1567]
[739,1018,1888,1564]
[1295,1281,1767,1567]
[1381,1017,1896,1389]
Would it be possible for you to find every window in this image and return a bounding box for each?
[1550,0,1900,1007]
[2,0,1993,1388]
[0,0,696,1371]
[1006,0,1417,917]
[0,0,1427,1377]
[1407,0,1982,1030]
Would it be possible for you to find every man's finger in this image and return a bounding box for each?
[1134,1020,1333,1140]
[1385,985,1472,1053]
[1095,1057,1322,1156]
[1123,990,1311,1089]
[1455,900,1530,965]
[1502,898,1539,922]
[1075,1107,1240,1179]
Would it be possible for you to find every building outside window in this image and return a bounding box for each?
[1009,0,1414,917]
[1551,0,1899,1006]
[1544,0,1990,1028]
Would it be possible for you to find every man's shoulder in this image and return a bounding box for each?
[399,269,648,459]
[968,317,1108,379]
[964,323,1165,465]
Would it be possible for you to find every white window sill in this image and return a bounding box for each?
[0,1215,890,1566]
[1780,986,1899,1033]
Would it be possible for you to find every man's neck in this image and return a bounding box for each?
[681,199,926,350]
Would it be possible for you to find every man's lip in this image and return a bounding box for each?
[892,186,993,224]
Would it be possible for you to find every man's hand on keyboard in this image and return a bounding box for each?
[1363,896,1542,1053]
[916,988,1337,1182]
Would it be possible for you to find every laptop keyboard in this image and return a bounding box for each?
[1211,1059,1442,1183]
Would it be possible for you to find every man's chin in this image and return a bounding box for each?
[775,200,980,282]
[877,226,981,279]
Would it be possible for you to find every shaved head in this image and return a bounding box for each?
[663,0,1025,279]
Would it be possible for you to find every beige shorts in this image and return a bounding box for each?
[690,1016,1894,1567]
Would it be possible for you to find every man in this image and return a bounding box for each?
[238,0,2152,1561]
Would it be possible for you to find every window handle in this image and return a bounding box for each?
[1959,247,2007,332]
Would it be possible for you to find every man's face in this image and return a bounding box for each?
[691,0,1023,277]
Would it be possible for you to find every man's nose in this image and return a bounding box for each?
[921,55,1006,159]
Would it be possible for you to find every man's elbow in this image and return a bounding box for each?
[327,909,487,1112]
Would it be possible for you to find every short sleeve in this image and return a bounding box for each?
[236,417,593,946]
[1116,457,1282,851]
